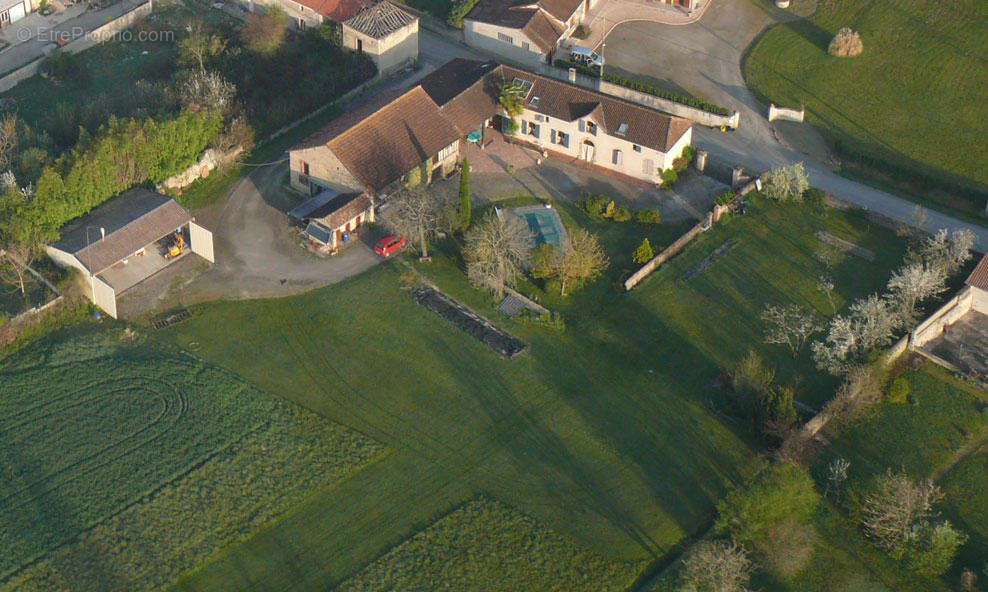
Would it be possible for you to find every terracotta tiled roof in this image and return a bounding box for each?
[965,252,988,290]
[419,59,500,134]
[466,0,536,29]
[344,1,416,38]
[293,0,365,22]
[315,87,461,193]
[53,188,193,275]
[534,0,582,21]
[521,10,564,52]
[499,65,693,152]
[317,193,374,229]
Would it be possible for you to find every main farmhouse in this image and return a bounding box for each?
[289,58,693,201]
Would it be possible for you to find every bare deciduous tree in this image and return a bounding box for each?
[828,27,863,57]
[679,539,752,592]
[766,162,809,202]
[241,8,289,55]
[542,229,608,296]
[761,303,821,358]
[817,275,837,314]
[826,457,850,501]
[379,186,451,260]
[179,21,227,74]
[463,212,532,299]
[0,115,18,171]
[862,470,943,551]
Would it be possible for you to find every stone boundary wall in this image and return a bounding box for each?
[0,0,153,93]
[624,176,761,290]
[910,285,974,349]
[158,146,244,192]
[767,103,804,123]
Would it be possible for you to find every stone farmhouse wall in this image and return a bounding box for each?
[464,20,549,67]
[767,103,804,123]
[343,18,419,75]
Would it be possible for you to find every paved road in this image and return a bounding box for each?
[601,0,988,250]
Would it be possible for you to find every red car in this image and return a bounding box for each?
[374,235,408,257]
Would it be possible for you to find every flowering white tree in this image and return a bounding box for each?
[887,262,947,327]
[761,303,821,358]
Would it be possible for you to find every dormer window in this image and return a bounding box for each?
[616,123,628,135]
[531,96,540,107]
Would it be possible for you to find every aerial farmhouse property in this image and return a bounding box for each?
[45,189,214,319]
[288,189,375,253]
[463,0,598,65]
[289,58,693,195]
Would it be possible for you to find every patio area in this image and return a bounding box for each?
[918,311,988,382]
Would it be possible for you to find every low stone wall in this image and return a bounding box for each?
[624,177,761,291]
[910,286,974,348]
[767,103,804,123]
[158,146,244,192]
[0,0,153,93]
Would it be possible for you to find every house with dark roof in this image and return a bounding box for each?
[463,0,595,65]
[45,188,214,318]
[342,1,419,75]
[288,58,692,196]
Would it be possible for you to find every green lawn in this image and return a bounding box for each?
[743,0,988,219]
[0,328,383,590]
[814,362,988,584]
[159,194,919,590]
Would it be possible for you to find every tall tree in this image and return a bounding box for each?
[463,212,531,299]
[498,81,526,118]
[179,21,227,74]
[679,540,752,592]
[380,186,448,259]
[537,229,608,296]
[0,114,18,171]
[761,303,821,358]
[862,471,943,551]
[457,159,471,231]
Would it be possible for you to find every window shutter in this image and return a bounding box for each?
[612,149,622,166]
[578,120,585,132]
[551,129,557,143]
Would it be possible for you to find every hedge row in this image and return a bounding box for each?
[33,109,223,235]
[553,60,731,116]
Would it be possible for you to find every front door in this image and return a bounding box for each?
[581,141,595,162]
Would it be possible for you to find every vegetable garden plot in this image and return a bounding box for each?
[412,288,526,357]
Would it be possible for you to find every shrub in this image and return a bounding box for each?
[599,72,731,115]
[447,0,480,27]
[731,350,774,401]
[672,156,689,173]
[611,204,631,222]
[572,23,590,39]
[905,521,967,577]
[505,119,520,135]
[716,462,821,543]
[241,8,289,55]
[632,238,653,264]
[634,208,662,224]
[660,168,678,188]
[714,191,736,206]
[552,59,600,78]
[583,195,611,219]
[887,377,910,404]
[682,145,697,165]
[41,52,90,86]
[766,162,809,202]
[828,27,863,57]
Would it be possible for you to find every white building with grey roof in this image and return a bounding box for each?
[342,1,419,76]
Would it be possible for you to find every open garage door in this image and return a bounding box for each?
[189,221,214,263]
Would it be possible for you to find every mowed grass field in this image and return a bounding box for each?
[743,0,988,217]
[814,363,988,579]
[0,329,383,591]
[161,196,913,591]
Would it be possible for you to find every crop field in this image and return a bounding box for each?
[0,329,384,591]
[337,498,645,591]
[743,0,988,218]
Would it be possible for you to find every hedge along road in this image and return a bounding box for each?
[596,0,988,249]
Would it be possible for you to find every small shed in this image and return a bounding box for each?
[45,188,214,318]
[291,190,374,252]
[342,1,419,75]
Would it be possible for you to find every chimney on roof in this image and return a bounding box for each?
[100,227,105,241]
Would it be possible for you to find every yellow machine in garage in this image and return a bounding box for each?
[165,234,185,259]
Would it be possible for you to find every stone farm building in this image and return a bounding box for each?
[45,189,214,318]
[463,0,598,66]
[289,58,693,196]
[288,189,375,253]
[258,0,418,75]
